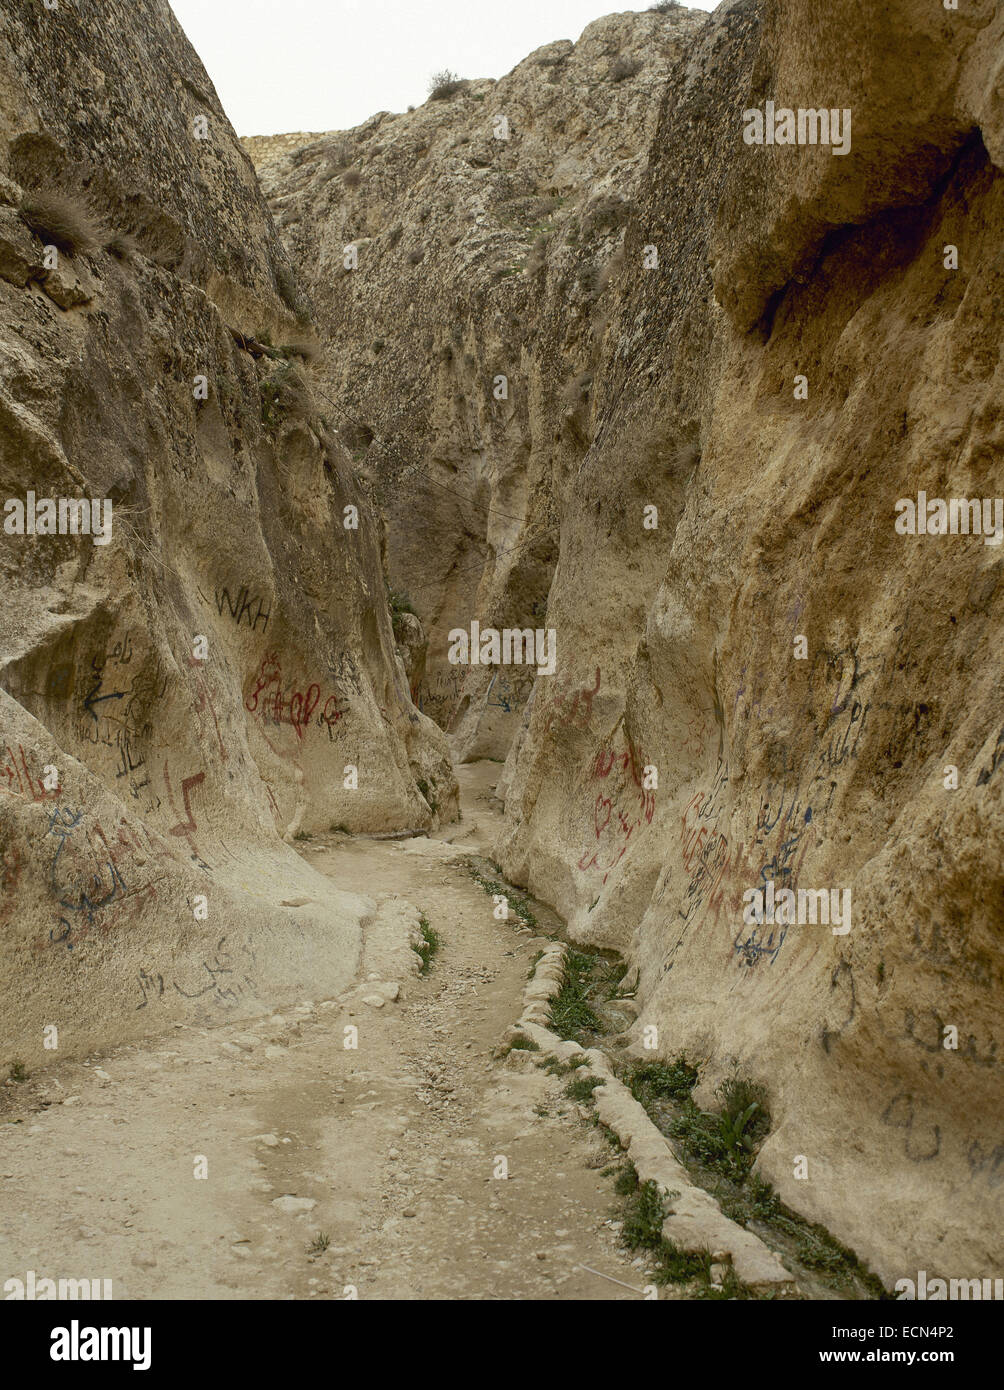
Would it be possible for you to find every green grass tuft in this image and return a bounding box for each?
[466,863,537,929]
[548,948,602,1040]
[626,1057,699,1107]
[413,915,440,975]
[613,1161,639,1196]
[564,1074,605,1103]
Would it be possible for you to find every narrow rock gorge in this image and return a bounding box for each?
[0,0,1000,1311]
[251,0,1003,1283]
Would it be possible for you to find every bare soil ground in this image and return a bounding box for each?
[0,764,656,1300]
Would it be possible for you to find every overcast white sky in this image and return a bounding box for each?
[169,0,718,138]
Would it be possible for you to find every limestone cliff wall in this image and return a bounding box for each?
[0,0,455,1066]
[250,6,707,747]
[258,0,1002,1282]
[500,0,1003,1286]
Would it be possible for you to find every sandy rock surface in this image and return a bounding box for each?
[254,0,1003,1283]
[0,0,455,1064]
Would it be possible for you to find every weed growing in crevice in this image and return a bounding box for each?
[549,949,603,1040]
[415,777,439,813]
[466,862,537,929]
[769,1214,887,1296]
[716,1068,770,1164]
[564,1074,605,1103]
[279,334,321,364]
[626,1058,766,1178]
[388,587,416,617]
[718,1171,781,1225]
[260,361,311,431]
[620,1181,715,1286]
[622,1178,666,1248]
[412,915,440,975]
[626,1057,699,1106]
[19,191,100,255]
[617,1179,760,1295]
[620,1054,886,1297]
[613,1160,639,1195]
[104,230,139,261]
[531,946,639,1046]
[610,55,642,82]
[597,958,634,999]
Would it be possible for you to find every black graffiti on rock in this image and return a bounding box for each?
[215,582,271,633]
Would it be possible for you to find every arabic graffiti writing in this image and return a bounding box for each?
[73,636,167,815]
[42,804,162,950]
[483,670,530,716]
[0,743,59,802]
[679,751,732,936]
[577,732,655,884]
[540,667,601,737]
[135,936,258,1011]
[244,653,348,742]
[164,763,208,867]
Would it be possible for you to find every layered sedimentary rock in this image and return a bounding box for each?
[0,0,455,1065]
[259,0,1003,1282]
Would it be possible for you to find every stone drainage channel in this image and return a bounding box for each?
[476,857,887,1302]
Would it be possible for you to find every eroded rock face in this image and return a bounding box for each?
[260,0,1002,1282]
[0,0,455,1064]
[249,6,708,751]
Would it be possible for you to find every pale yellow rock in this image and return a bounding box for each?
[0,0,455,1068]
[255,0,1003,1285]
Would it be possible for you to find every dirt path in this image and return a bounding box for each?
[0,764,652,1301]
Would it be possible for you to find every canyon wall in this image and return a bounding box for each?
[0,0,455,1066]
[250,5,707,748]
[257,0,1003,1283]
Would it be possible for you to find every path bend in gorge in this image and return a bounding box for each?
[1,765,662,1302]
